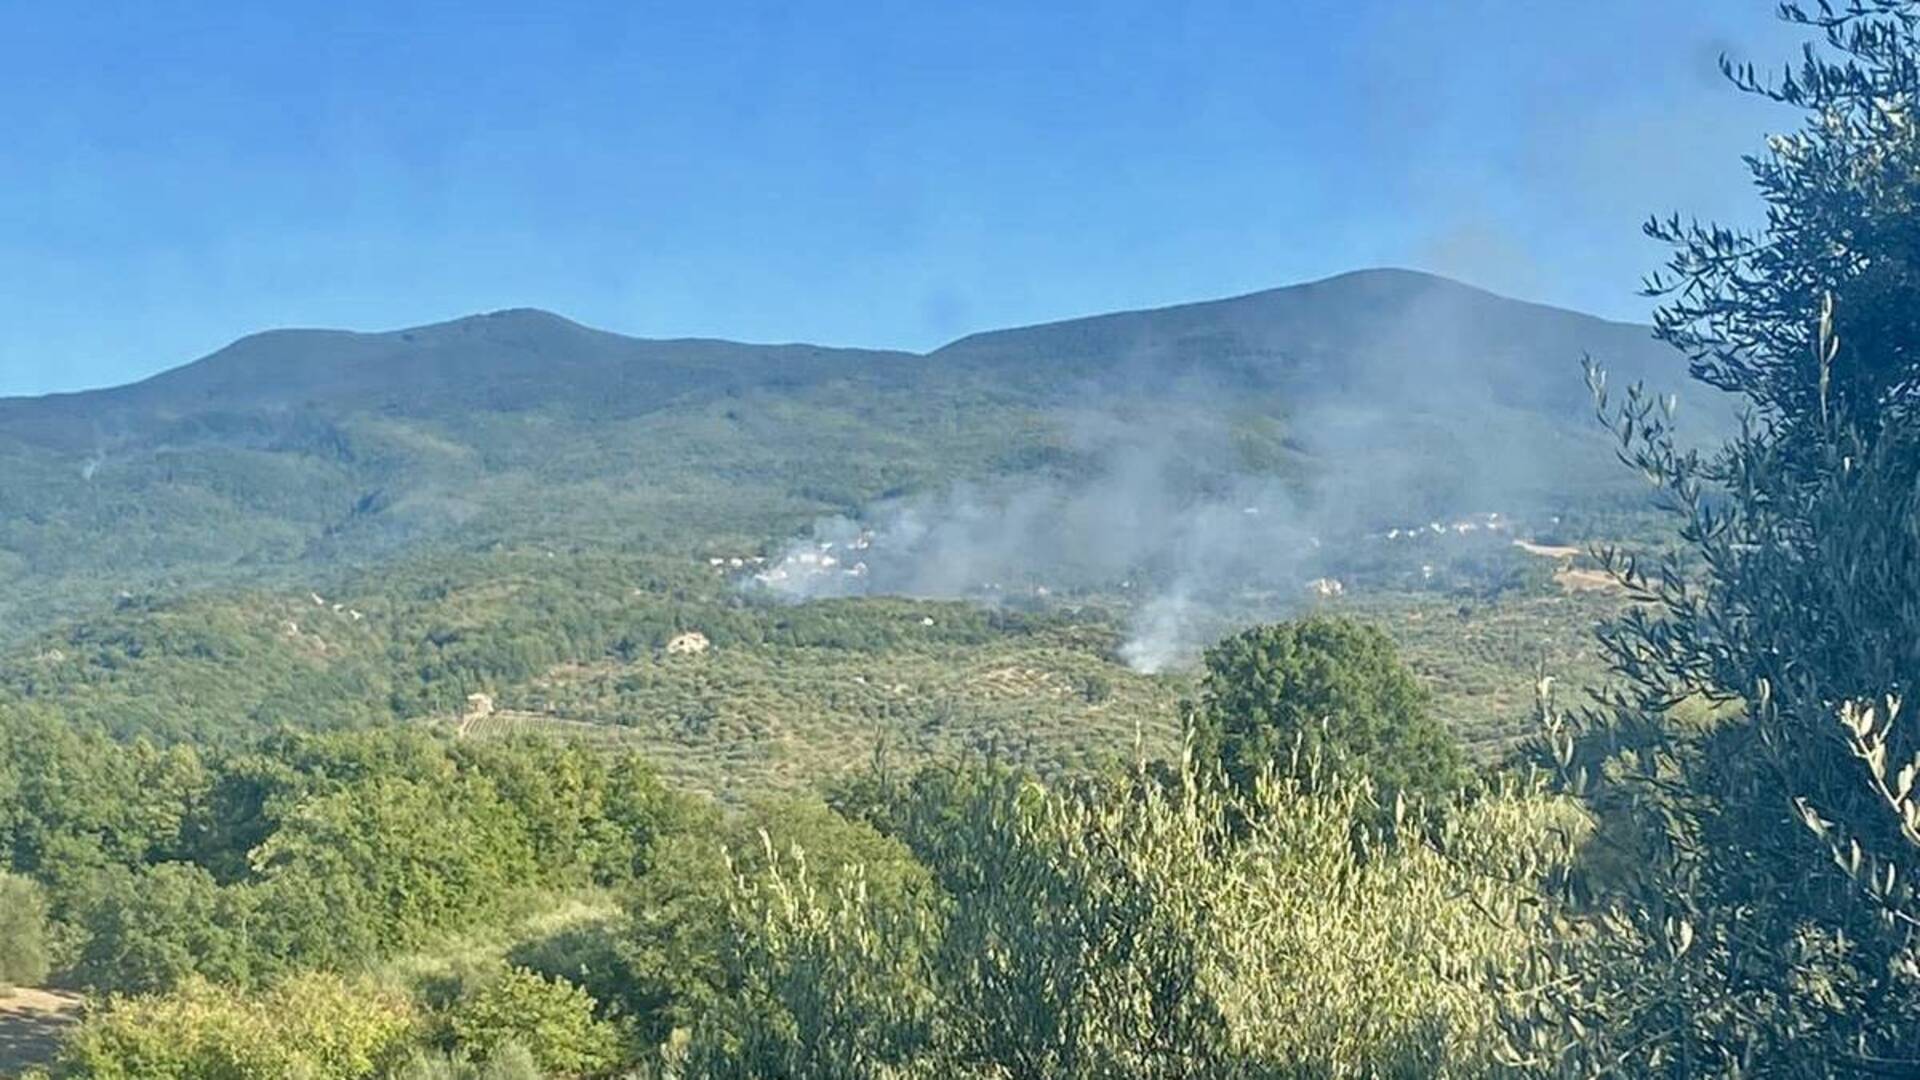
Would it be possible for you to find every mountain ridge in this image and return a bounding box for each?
[932,268,1658,352]
[2,267,1663,412]
[0,267,1700,641]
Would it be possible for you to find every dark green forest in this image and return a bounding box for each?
[8,2,1920,1077]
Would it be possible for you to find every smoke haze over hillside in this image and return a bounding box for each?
[754,404,1322,670]
[751,271,1725,670]
[0,268,1708,647]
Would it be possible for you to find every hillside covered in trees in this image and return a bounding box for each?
[0,266,1695,643]
[9,1,1920,1077]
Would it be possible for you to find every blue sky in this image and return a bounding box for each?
[0,1,1807,396]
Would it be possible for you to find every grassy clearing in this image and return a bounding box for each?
[364,890,625,1007]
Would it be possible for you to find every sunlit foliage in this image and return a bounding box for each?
[678,757,1585,1078]
[1509,2,1920,1071]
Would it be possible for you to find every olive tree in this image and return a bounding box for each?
[676,756,1585,1078]
[1512,3,1920,1071]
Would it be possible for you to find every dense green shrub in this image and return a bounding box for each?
[0,871,50,989]
[505,918,636,1028]
[0,719,682,998]
[445,967,623,1077]
[65,862,256,993]
[1189,616,1466,802]
[611,794,933,1047]
[53,973,417,1079]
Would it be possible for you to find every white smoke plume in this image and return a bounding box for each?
[753,401,1330,672]
[749,278,1713,671]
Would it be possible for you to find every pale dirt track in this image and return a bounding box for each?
[0,988,83,1076]
[1511,539,1583,560]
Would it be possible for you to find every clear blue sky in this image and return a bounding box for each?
[0,1,1807,396]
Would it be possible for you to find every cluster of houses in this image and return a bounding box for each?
[1371,511,1521,542]
[707,554,766,570]
[746,531,875,588]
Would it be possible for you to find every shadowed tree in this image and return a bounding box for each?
[1189,616,1465,803]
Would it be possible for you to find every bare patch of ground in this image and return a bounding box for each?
[0,988,83,1076]
[1555,567,1621,593]
[1512,539,1583,560]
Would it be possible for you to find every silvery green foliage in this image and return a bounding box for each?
[1506,5,1920,1071]
[1511,299,1920,1076]
[661,754,1585,1079]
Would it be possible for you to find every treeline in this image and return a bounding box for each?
[0,718,678,997]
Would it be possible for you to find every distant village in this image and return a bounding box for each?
[1369,510,1525,542]
[693,530,878,590]
[697,509,1566,607]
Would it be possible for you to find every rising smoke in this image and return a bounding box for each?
[750,273,1712,671]
[752,388,1484,672]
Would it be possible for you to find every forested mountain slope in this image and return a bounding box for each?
[0,269,1697,640]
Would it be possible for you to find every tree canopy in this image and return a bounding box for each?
[1189,616,1465,802]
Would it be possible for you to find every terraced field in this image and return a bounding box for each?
[435,575,1629,795]
[478,634,1185,799]
[1372,589,1625,750]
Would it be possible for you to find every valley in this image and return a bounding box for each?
[0,269,1679,797]
[7,3,1913,1070]
[0,267,1679,1076]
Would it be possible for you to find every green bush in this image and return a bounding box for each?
[65,862,254,993]
[446,967,622,1078]
[611,794,933,1047]
[506,918,635,1027]
[0,872,50,989]
[1189,616,1466,802]
[54,973,417,1079]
